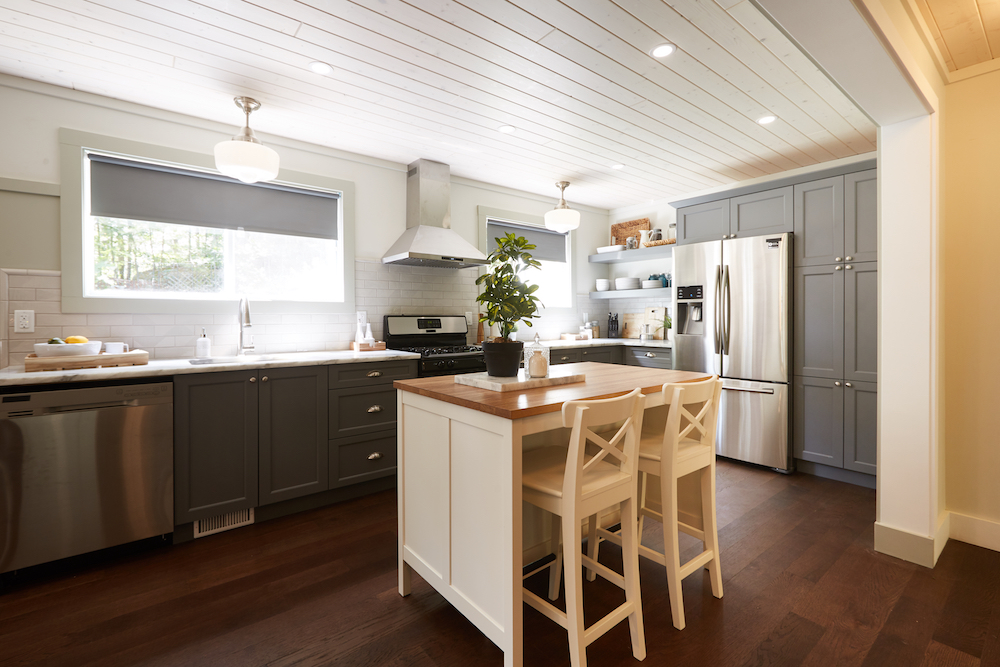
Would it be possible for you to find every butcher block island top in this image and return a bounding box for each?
[394,361,712,420]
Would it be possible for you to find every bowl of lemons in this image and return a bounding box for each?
[34,336,103,357]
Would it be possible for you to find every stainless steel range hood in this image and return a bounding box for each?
[381,159,488,269]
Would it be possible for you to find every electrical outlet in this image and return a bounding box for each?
[14,310,35,333]
[356,311,367,326]
[465,311,475,326]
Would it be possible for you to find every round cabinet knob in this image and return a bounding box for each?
[367,370,382,378]
[367,405,383,413]
[835,257,843,262]
[367,452,383,461]
[845,256,853,261]
[835,381,842,386]
[722,234,729,239]
[835,266,843,271]
[261,376,268,382]
[249,376,256,383]
[845,264,853,270]
[730,233,736,238]
[645,352,656,358]
[845,382,853,387]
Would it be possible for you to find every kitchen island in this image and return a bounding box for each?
[394,362,711,667]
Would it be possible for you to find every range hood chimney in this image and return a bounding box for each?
[381,159,488,269]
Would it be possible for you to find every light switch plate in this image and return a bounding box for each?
[14,310,35,333]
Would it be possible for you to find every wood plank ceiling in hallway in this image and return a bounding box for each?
[0,0,877,209]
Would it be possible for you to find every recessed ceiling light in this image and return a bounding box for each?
[309,61,334,75]
[498,125,516,134]
[611,164,625,170]
[651,43,676,58]
[757,115,777,125]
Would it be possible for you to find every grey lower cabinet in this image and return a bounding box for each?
[328,360,417,489]
[625,347,672,369]
[551,349,582,365]
[175,369,259,524]
[794,376,877,474]
[580,346,623,364]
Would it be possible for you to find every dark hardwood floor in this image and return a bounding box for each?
[1,460,997,666]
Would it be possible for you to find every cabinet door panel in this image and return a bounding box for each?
[551,349,582,365]
[580,347,617,363]
[330,360,417,388]
[174,370,258,524]
[845,170,878,263]
[794,176,844,266]
[794,266,845,379]
[844,381,877,475]
[730,186,793,238]
[677,199,730,245]
[259,366,329,506]
[845,262,878,383]
[331,432,397,488]
[329,386,398,438]
[625,347,672,368]
[793,376,844,467]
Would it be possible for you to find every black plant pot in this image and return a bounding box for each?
[482,340,524,377]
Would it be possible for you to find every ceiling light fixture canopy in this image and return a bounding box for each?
[544,181,580,233]
[498,124,517,134]
[757,115,777,125]
[651,43,676,58]
[214,96,280,184]
[309,61,334,75]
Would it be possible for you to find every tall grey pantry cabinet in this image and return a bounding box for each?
[792,169,878,475]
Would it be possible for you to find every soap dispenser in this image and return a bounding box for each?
[196,327,212,358]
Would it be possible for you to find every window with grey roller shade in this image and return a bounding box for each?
[486,220,566,263]
[88,154,339,240]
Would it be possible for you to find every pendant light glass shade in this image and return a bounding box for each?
[214,97,280,184]
[544,181,580,233]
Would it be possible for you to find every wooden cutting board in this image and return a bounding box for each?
[25,349,150,372]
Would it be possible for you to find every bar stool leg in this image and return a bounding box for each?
[619,496,646,660]
[586,512,599,582]
[563,511,587,667]
[548,512,562,601]
[701,465,723,599]
[663,472,686,631]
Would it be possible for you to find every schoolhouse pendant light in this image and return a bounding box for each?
[544,181,581,233]
[214,96,280,184]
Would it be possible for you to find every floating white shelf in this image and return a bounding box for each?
[588,244,675,264]
[589,287,673,299]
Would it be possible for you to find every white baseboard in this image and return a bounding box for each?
[949,512,1000,552]
[874,522,938,568]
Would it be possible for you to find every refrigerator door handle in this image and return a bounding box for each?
[714,265,722,354]
[722,385,775,395]
[722,265,731,355]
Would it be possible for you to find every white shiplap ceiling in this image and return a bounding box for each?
[0,0,877,210]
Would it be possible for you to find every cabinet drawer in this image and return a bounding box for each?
[329,386,397,438]
[329,360,417,388]
[551,349,582,365]
[580,347,620,364]
[625,347,672,369]
[330,433,397,488]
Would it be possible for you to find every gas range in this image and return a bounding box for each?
[384,315,487,377]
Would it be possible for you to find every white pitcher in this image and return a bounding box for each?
[639,229,651,247]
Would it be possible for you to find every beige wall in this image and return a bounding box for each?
[942,69,1000,524]
[0,189,60,270]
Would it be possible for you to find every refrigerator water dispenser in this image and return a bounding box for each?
[676,285,705,336]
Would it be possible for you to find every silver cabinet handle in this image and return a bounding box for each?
[845,256,853,261]
[845,264,853,270]
[249,376,256,383]
[261,376,268,382]
[367,405,383,413]
[645,352,656,358]
[835,381,842,386]
[845,382,853,387]
[367,370,382,377]
[835,265,843,271]
[560,356,570,361]
[367,452,383,460]
[835,256,843,262]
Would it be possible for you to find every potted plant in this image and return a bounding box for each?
[476,232,543,376]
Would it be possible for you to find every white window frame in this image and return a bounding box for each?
[477,205,576,314]
[59,129,356,315]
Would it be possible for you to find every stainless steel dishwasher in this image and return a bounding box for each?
[0,382,173,574]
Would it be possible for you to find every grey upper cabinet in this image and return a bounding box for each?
[845,170,878,264]
[794,176,845,267]
[794,265,845,379]
[174,370,259,524]
[676,199,730,245]
[729,186,793,238]
[844,262,878,383]
[793,376,844,467]
[844,380,877,475]
[258,365,329,506]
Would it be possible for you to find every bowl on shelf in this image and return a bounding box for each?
[642,280,662,289]
[595,279,611,292]
[615,277,641,291]
[596,244,626,254]
[33,342,103,357]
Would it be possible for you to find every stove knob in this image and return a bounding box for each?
[435,360,446,369]
[447,359,456,368]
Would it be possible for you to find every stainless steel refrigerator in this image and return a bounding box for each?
[673,233,792,471]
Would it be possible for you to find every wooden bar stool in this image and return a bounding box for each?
[590,377,724,631]
[521,388,647,667]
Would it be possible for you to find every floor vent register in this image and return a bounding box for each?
[193,508,255,538]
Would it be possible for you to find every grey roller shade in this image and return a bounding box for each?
[88,154,339,240]
[486,220,566,263]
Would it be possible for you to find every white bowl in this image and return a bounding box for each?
[642,280,662,289]
[615,278,641,290]
[595,279,611,292]
[34,341,103,357]
[597,245,626,254]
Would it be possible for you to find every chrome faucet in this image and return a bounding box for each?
[238,297,254,355]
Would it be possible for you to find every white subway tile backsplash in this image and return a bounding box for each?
[154,325,195,337]
[9,288,36,301]
[62,326,111,338]
[35,289,60,301]
[10,274,60,289]
[87,314,134,326]
[133,314,176,326]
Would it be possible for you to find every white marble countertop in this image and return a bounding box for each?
[0,349,421,388]
[537,337,672,349]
